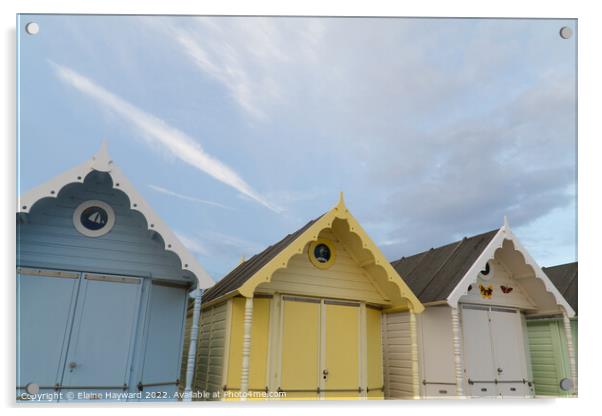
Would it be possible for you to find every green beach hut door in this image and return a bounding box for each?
[61,273,142,399]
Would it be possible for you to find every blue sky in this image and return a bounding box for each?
[17,15,577,280]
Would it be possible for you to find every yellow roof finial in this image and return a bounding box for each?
[239,255,246,265]
[335,191,347,211]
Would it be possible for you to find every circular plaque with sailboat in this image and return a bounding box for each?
[73,200,115,237]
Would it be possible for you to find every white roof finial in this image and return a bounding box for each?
[91,140,113,172]
[503,215,510,230]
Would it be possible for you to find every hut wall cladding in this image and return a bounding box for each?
[191,301,228,397]
[527,319,577,396]
[382,311,418,398]
[257,229,387,304]
[17,177,185,279]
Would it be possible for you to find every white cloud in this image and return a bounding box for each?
[175,232,211,257]
[145,16,325,122]
[177,230,264,260]
[148,184,234,210]
[51,62,280,213]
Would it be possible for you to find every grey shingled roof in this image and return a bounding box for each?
[202,215,323,303]
[391,229,499,303]
[543,262,578,314]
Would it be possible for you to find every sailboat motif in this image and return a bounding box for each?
[88,210,106,225]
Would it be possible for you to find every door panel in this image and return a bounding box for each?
[490,309,529,396]
[280,298,320,399]
[17,270,79,400]
[461,307,497,397]
[323,302,360,398]
[62,274,141,398]
[139,283,188,397]
[420,307,457,396]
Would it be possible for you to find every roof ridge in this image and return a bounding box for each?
[543,260,578,270]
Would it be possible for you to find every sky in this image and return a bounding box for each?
[17,15,577,280]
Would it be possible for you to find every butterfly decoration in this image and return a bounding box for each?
[479,284,493,299]
[500,285,514,294]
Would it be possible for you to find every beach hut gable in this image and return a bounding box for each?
[447,220,574,317]
[204,193,423,312]
[17,142,212,288]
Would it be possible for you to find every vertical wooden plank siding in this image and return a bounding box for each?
[381,312,415,398]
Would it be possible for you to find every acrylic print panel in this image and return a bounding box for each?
[16,15,577,403]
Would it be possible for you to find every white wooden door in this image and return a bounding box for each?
[489,308,530,396]
[420,306,457,397]
[461,306,497,397]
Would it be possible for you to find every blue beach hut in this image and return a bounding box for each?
[16,143,214,401]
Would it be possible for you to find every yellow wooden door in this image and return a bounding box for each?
[280,296,320,399]
[323,300,360,399]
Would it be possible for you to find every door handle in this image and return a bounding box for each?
[497,368,503,374]
[68,362,77,372]
[322,369,329,380]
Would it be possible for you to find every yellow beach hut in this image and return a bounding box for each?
[187,194,423,400]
